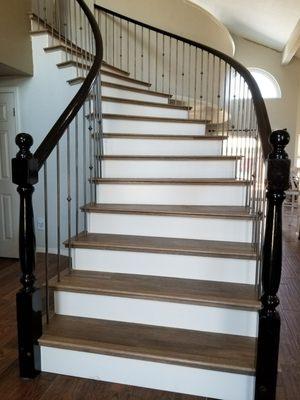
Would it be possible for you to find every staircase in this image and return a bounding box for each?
[12,2,290,400]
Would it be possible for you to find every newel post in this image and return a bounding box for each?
[255,130,290,399]
[12,133,42,378]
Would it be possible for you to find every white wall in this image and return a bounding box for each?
[95,0,235,57]
[233,35,300,162]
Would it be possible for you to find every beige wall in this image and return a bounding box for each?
[0,0,33,76]
[94,0,235,56]
[233,35,300,162]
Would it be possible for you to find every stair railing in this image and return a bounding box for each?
[93,6,290,400]
[12,0,103,379]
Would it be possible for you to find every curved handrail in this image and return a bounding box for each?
[34,0,103,170]
[95,4,272,159]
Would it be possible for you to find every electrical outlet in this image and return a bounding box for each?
[37,217,45,231]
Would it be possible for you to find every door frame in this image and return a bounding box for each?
[0,87,21,258]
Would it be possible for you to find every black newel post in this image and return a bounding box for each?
[12,133,42,378]
[255,130,290,400]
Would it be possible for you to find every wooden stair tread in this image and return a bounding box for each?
[92,178,249,185]
[102,96,191,110]
[65,232,256,259]
[100,155,241,161]
[102,133,225,140]
[81,204,253,219]
[51,270,260,311]
[40,315,256,374]
[102,81,172,98]
[102,114,209,123]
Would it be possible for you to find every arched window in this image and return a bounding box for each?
[248,68,282,99]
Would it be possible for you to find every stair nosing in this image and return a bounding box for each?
[102,133,225,140]
[99,155,242,161]
[50,271,260,311]
[64,232,256,260]
[39,315,256,375]
[102,81,172,98]
[81,204,254,220]
[92,178,249,185]
[102,113,209,123]
[101,96,191,110]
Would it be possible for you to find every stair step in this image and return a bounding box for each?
[102,133,224,140]
[102,96,191,110]
[40,315,256,375]
[66,232,256,260]
[102,81,171,98]
[51,270,259,311]
[92,178,248,185]
[81,204,253,219]
[102,114,209,123]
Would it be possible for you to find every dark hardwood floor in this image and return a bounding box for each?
[0,217,299,399]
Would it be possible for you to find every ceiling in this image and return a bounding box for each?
[190,0,300,51]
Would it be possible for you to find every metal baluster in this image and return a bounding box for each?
[199,50,204,120]
[155,32,158,91]
[141,27,144,81]
[205,53,210,125]
[181,42,185,103]
[187,44,191,111]
[127,20,130,72]
[210,55,216,127]
[120,17,123,70]
[43,162,49,324]
[148,29,151,84]
[56,143,61,282]
[67,127,72,268]
[112,15,115,66]
[75,115,79,236]
[216,58,222,131]
[193,48,198,119]
[225,67,233,156]
[83,102,87,231]
[134,24,137,78]
[168,36,172,94]
[175,39,179,100]
[162,35,165,92]
[43,0,47,28]
[221,63,228,144]
[105,12,108,62]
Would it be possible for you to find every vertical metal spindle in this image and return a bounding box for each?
[134,24,137,79]
[187,45,191,110]
[127,20,130,72]
[221,63,228,143]
[75,115,79,236]
[56,143,61,282]
[162,35,165,92]
[141,27,144,81]
[181,42,185,103]
[168,36,172,94]
[175,39,179,100]
[112,15,115,66]
[120,17,123,70]
[148,29,151,84]
[43,0,47,28]
[199,50,204,120]
[216,58,222,130]
[193,48,198,119]
[210,56,216,126]
[155,32,158,91]
[66,127,72,268]
[83,102,87,231]
[105,12,108,62]
[205,53,210,125]
[43,162,49,324]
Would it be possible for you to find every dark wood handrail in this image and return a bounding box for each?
[34,0,103,170]
[95,4,272,159]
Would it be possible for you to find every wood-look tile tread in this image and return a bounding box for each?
[100,155,241,161]
[40,315,256,374]
[102,96,191,110]
[92,178,249,185]
[65,232,256,259]
[51,270,260,310]
[81,204,253,219]
[101,81,172,98]
[102,113,209,123]
[102,133,225,140]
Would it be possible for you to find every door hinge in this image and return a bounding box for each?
[13,108,16,117]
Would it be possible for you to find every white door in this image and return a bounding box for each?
[0,91,19,258]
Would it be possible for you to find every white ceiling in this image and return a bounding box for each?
[190,0,300,51]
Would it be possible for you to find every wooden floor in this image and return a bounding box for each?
[0,218,299,399]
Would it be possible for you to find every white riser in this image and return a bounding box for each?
[101,85,169,104]
[87,213,252,243]
[101,74,150,89]
[102,101,188,118]
[102,119,206,135]
[96,184,247,206]
[103,138,223,156]
[101,160,236,179]
[72,249,256,285]
[41,347,255,400]
[54,292,258,337]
